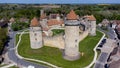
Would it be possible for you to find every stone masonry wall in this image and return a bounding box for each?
[43,34,65,49]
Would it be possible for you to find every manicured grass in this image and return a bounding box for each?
[52,29,64,36]
[0,64,7,67]
[16,31,103,68]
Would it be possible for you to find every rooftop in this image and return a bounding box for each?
[84,15,96,21]
[30,17,40,27]
[47,19,64,26]
[66,10,78,20]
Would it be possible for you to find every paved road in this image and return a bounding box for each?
[94,26,117,68]
[7,29,47,68]
[97,26,116,39]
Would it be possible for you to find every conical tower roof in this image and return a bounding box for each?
[66,10,78,20]
[30,17,40,27]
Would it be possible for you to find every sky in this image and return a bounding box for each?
[0,0,120,4]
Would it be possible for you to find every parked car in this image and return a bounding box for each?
[98,39,106,47]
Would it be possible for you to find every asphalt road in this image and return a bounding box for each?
[7,30,47,68]
[97,26,116,39]
[94,26,117,68]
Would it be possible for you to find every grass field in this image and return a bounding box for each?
[16,31,103,68]
[52,29,64,36]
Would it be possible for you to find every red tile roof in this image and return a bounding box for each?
[112,20,120,25]
[30,17,40,27]
[66,10,78,20]
[40,13,46,19]
[84,15,96,21]
[47,19,64,26]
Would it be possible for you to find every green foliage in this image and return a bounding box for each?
[52,29,64,36]
[1,4,120,24]
[94,14,105,24]
[0,28,7,52]
[11,22,29,31]
[16,31,103,68]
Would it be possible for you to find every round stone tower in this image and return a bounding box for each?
[64,10,80,61]
[29,17,43,49]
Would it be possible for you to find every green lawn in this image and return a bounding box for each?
[52,29,64,36]
[0,64,7,67]
[16,31,103,68]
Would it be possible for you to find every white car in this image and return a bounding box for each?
[27,65,35,68]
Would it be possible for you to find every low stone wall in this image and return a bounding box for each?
[43,34,65,49]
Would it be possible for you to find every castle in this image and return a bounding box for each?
[29,10,96,61]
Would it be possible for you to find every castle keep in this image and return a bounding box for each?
[64,10,80,60]
[29,10,96,61]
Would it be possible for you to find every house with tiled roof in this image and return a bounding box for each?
[101,19,109,27]
[39,10,64,29]
[82,15,96,36]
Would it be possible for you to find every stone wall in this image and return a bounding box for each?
[79,30,89,42]
[43,34,65,49]
[43,29,89,49]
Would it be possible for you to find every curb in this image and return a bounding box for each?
[85,30,105,68]
[15,30,60,68]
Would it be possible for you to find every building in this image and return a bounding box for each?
[64,10,80,61]
[29,10,97,61]
[84,15,96,36]
[101,19,109,27]
[29,17,43,49]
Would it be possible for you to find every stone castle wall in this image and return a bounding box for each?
[43,34,65,49]
[79,30,89,42]
[43,29,89,49]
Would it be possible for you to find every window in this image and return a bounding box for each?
[75,39,77,42]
